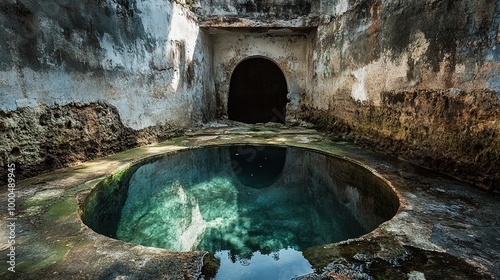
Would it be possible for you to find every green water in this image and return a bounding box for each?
[86,145,399,279]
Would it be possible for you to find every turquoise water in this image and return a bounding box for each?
[85,145,399,279]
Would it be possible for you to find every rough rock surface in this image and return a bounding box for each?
[0,102,183,180]
[303,0,500,192]
[302,89,500,191]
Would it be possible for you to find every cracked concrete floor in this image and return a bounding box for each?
[1,124,499,279]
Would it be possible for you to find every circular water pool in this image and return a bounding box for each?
[81,145,399,279]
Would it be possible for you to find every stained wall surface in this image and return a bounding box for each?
[212,32,310,119]
[0,0,215,178]
[195,0,320,20]
[0,0,215,129]
[1,0,499,190]
[303,0,500,190]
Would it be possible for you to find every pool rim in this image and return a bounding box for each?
[77,142,406,253]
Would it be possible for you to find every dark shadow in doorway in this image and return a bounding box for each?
[228,57,288,124]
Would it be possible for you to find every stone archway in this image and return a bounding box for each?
[227,57,288,124]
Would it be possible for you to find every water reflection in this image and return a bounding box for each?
[213,248,313,280]
[83,145,399,280]
[229,145,287,189]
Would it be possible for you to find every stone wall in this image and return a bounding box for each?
[1,0,499,191]
[302,0,500,190]
[196,0,319,20]
[0,0,216,178]
[212,32,310,119]
[0,102,184,181]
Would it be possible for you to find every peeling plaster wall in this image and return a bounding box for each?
[1,0,499,190]
[0,0,216,178]
[0,0,215,130]
[309,0,500,107]
[303,0,500,190]
[212,32,309,119]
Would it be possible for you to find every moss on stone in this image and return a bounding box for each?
[200,252,221,279]
[16,241,69,275]
[42,197,77,224]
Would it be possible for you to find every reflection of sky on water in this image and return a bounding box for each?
[98,145,398,279]
[115,145,368,278]
[214,248,313,280]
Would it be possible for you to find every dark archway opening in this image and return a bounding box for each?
[228,58,288,124]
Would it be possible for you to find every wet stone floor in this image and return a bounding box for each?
[0,123,499,279]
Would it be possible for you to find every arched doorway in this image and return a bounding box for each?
[228,57,288,124]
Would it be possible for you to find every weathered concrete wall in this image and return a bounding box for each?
[309,0,500,105]
[0,0,215,129]
[0,0,216,178]
[196,0,319,20]
[302,0,500,190]
[212,32,310,119]
[1,0,499,191]
[199,0,320,121]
